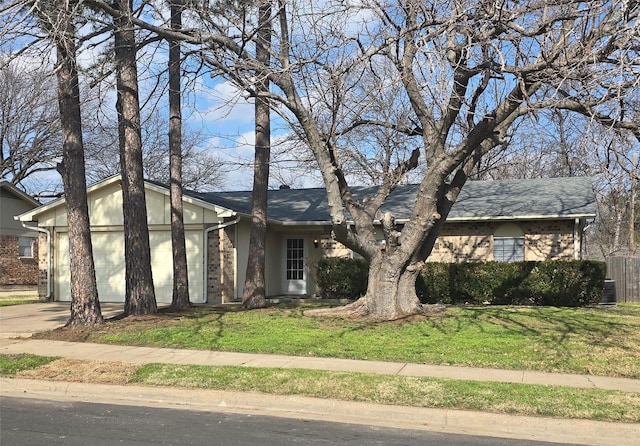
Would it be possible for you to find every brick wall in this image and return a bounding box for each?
[427,220,576,262]
[37,231,51,300]
[318,219,577,263]
[319,232,352,258]
[207,225,236,302]
[522,220,575,260]
[429,222,494,262]
[0,235,39,285]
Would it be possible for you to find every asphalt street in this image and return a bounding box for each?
[1,396,575,446]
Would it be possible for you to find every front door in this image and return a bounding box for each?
[283,237,307,295]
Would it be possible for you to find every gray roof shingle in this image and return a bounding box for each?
[188,177,596,223]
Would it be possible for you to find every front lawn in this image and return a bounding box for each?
[35,303,640,378]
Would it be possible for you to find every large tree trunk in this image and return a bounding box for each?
[354,257,425,319]
[168,0,190,310]
[114,0,157,315]
[310,255,443,320]
[52,2,103,327]
[242,0,271,310]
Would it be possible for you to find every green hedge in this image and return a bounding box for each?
[315,258,369,300]
[316,257,606,306]
[418,260,607,307]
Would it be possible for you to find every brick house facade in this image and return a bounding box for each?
[428,219,578,263]
[0,235,39,286]
[207,225,236,303]
[15,175,596,303]
[1,180,41,287]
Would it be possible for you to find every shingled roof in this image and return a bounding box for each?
[190,176,596,224]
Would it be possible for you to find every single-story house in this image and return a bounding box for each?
[0,179,41,287]
[16,175,596,303]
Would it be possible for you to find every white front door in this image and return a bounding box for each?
[283,237,307,295]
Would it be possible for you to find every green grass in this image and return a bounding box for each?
[12,304,640,423]
[3,352,638,422]
[129,363,640,423]
[40,303,640,377]
[0,296,38,306]
[0,354,59,375]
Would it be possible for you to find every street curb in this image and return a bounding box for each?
[2,377,637,446]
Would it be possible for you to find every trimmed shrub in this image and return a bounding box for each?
[418,260,606,307]
[417,262,451,304]
[523,260,606,307]
[315,257,368,299]
[316,257,606,306]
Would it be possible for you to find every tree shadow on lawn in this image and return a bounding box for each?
[34,303,640,370]
[425,305,640,355]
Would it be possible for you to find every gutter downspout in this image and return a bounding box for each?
[204,217,240,304]
[581,220,594,260]
[574,218,580,260]
[18,220,51,301]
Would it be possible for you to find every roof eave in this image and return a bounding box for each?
[1,179,41,207]
[268,220,332,226]
[444,213,597,222]
[265,212,597,226]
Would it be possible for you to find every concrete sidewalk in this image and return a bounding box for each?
[1,338,639,393]
[1,302,639,446]
[0,302,124,337]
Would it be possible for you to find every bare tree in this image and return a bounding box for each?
[0,60,61,195]
[588,131,640,258]
[242,0,272,309]
[0,56,224,197]
[84,108,225,191]
[113,0,157,315]
[198,1,640,319]
[81,0,639,319]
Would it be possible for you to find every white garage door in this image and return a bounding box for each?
[56,230,204,303]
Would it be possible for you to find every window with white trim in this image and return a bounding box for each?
[18,237,34,258]
[286,238,304,280]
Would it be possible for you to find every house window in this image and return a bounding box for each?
[18,237,34,258]
[493,223,524,262]
[494,237,524,262]
[286,238,304,280]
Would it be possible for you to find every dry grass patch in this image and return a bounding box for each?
[16,359,140,385]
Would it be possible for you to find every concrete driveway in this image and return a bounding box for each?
[0,302,124,338]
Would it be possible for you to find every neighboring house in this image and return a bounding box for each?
[16,175,596,303]
[0,179,41,287]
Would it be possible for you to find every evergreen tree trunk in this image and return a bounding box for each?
[169,0,190,309]
[53,2,103,327]
[114,0,157,315]
[242,0,271,309]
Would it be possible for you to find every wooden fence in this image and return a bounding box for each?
[605,257,640,303]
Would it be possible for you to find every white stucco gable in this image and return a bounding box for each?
[17,175,235,227]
